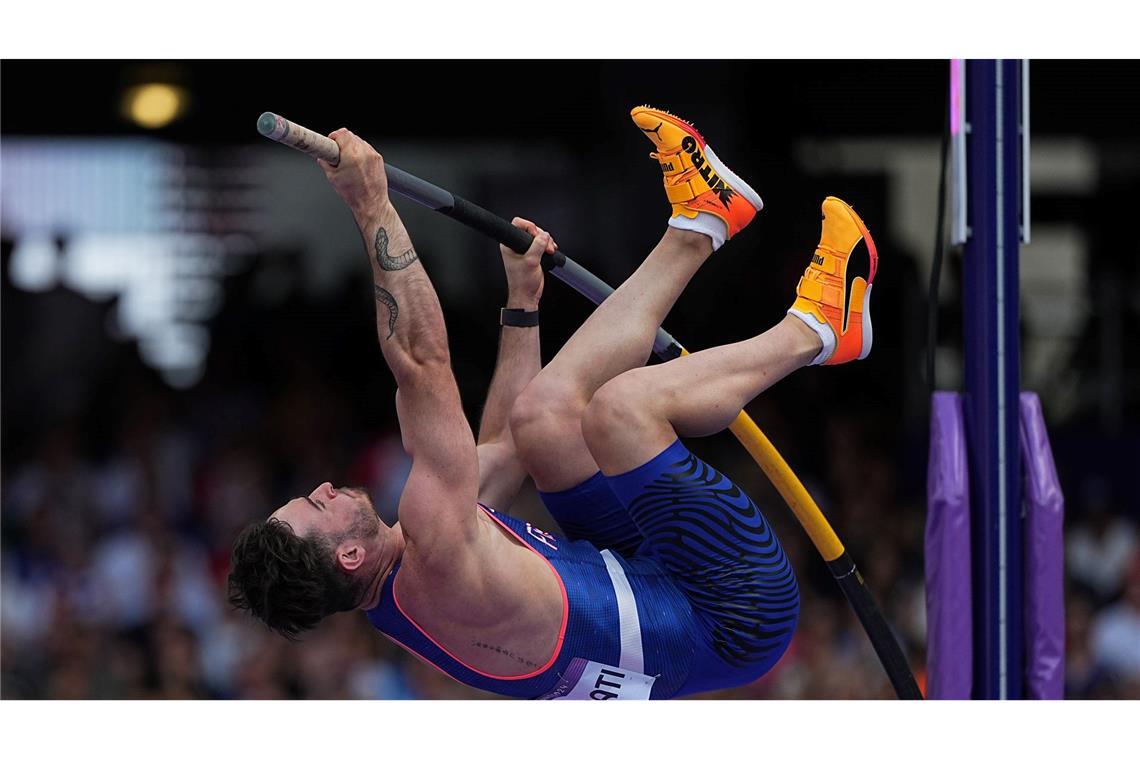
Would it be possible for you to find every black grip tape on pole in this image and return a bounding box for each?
[827,552,924,699]
[445,196,535,254]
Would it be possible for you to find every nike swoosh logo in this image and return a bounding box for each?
[639,122,664,139]
[841,237,866,334]
[712,183,736,209]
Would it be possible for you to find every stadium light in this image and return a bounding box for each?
[123,83,188,129]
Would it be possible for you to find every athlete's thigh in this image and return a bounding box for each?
[604,439,800,670]
[538,471,644,557]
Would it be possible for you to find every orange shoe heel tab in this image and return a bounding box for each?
[849,207,879,284]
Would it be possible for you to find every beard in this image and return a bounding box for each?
[325,486,384,612]
[342,486,383,538]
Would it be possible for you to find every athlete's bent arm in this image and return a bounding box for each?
[475,218,556,509]
[320,129,478,563]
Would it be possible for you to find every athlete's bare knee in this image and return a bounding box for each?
[581,375,655,456]
[510,380,585,451]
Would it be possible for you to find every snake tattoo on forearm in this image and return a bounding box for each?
[371,226,416,339]
[373,285,398,339]
[374,227,419,271]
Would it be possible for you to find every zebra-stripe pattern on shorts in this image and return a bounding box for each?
[612,441,800,668]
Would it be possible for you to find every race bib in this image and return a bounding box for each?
[540,658,656,701]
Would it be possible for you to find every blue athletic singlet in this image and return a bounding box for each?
[365,438,800,700]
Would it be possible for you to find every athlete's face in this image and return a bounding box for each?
[270,482,383,544]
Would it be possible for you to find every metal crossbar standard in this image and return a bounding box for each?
[960,60,1027,700]
[258,112,923,699]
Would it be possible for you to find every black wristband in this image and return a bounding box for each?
[500,307,539,327]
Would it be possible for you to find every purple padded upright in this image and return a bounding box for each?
[1019,392,1065,699]
[925,392,972,699]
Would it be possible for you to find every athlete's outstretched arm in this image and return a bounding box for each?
[475,218,556,509]
[320,129,478,561]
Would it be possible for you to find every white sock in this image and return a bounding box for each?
[668,212,727,251]
[787,308,836,365]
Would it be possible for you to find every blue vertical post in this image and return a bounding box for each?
[962,59,1025,699]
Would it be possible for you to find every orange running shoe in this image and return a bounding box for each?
[788,197,878,365]
[630,105,763,250]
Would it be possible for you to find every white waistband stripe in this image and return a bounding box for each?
[600,549,644,674]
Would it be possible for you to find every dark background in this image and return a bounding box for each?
[2,60,1138,700]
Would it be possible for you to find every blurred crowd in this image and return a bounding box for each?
[1064,486,1140,699]
[2,232,1138,701]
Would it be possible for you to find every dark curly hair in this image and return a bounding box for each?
[227,518,366,639]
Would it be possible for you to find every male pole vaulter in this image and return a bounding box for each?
[229,106,878,699]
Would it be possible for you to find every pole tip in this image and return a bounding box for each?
[256,112,280,137]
